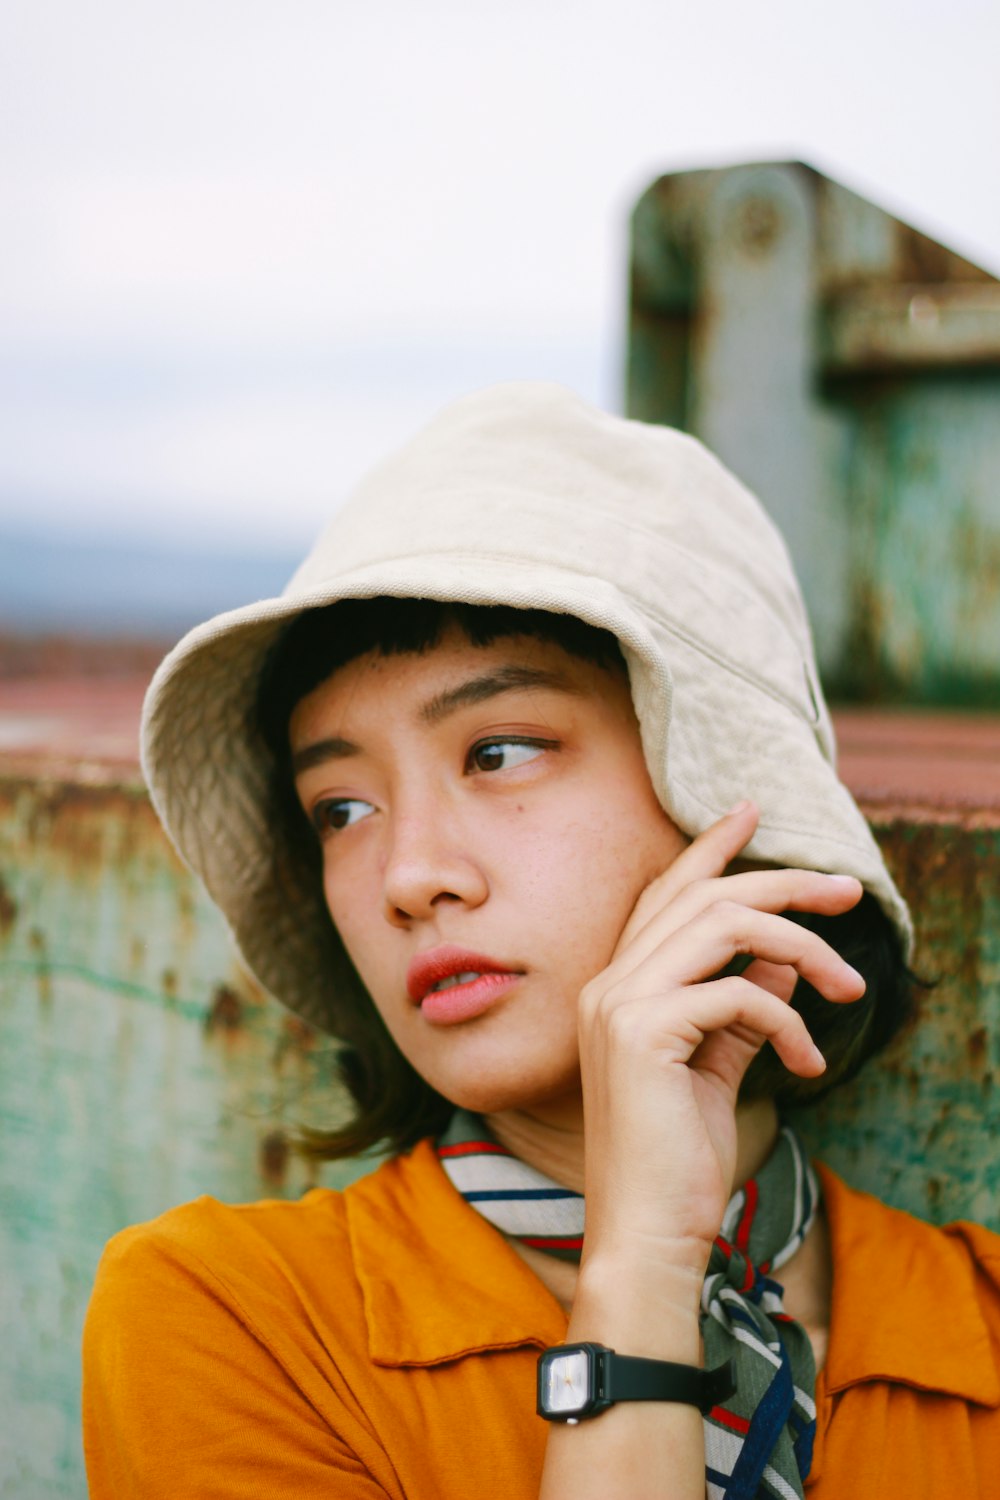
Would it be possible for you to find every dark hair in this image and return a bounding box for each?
[255,596,916,1159]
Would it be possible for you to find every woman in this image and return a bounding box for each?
[84,383,1000,1498]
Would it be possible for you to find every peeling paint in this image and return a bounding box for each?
[259,1128,290,1187]
[205,982,245,1034]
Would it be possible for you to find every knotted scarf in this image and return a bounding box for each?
[437,1111,818,1500]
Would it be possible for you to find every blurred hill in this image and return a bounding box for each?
[0,525,299,644]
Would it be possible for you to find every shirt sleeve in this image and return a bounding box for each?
[82,1222,397,1500]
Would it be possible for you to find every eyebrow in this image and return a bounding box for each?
[291,664,580,776]
[291,735,358,775]
[418,664,580,725]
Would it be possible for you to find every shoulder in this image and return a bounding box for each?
[819,1160,1000,1282]
[93,1181,351,1306]
[812,1165,1000,1495]
[84,1153,434,1440]
[818,1161,1000,1385]
[89,1142,438,1323]
[83,1159,434,1500]
[84,1181,363,1415]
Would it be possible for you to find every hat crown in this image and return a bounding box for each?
[289,383,815,715]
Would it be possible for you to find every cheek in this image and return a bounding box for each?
[504,791,686,974]
[321,860,386,985]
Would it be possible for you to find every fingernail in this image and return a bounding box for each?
[727,800,752,816]
[826,874,860,886]
[810,1043,827,1071]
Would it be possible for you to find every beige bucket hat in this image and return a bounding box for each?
[141,382,912,1034]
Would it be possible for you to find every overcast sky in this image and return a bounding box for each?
[3,0,999,555]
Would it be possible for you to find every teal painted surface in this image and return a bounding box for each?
[843,373,1000,701]
[0,773,371,1500]
[628,162,1000,705]
[3,770,999,1496]
[791,814,1000,1227]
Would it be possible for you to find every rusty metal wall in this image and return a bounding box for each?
[2,753,999,1497]
[790,811,1000,1227]
[0,769,366,1500]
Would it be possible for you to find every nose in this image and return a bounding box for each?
[381,806,489,928]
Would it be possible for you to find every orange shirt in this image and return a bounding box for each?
[83,1143,1000,1498]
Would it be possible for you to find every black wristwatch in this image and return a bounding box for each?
[537,1343,734,1423]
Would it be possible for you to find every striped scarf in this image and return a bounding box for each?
[437,1112,818,1500]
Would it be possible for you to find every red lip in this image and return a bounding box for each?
[406,946,519,1004]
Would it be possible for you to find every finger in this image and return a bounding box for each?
[617,800,760,950]
[606,975,827,1080]
[611,868,863,982]
[686,978,826,1086]
[740,958,799,1002]
[675,905,866,1000]
[594,904,866,1012]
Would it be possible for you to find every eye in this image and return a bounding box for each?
[466,737,552,774]
[311,798,375,836]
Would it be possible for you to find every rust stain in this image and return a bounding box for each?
[0,873,17,938]
[258,1129,289,1187]
[272,1013,317,1067]
[892,224,994,286]
[968,1026,989,1069]
[28,925,52,1004]
[3,776,181,881]
[205,983,244,1034]
[730,194,783,257]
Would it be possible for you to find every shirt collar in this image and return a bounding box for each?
[345,1143,1000,1405]
[345,1139,567,1367]
[819,1162,1000,1406]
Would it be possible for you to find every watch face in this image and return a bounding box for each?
[542,1349,590,1414]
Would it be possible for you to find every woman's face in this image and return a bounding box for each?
[290,627,688,1117]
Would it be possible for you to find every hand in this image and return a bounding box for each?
[575,800,864,1294]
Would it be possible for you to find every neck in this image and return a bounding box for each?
[484,1095,781,1199]
[482,1097,830,1370]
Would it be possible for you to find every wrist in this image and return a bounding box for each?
[570,1254,703,1365]
[578,1237,709,1308]
[579,1212,716,1273]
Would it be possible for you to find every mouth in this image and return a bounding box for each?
[427,970,490,993]
[406,945,522,1005]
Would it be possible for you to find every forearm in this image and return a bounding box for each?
[539,1254,707,1500]
[539,808,861,1498]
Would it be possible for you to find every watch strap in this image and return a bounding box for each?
[602,1349,735,1413]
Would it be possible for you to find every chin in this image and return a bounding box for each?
[431,1060,582,1117]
